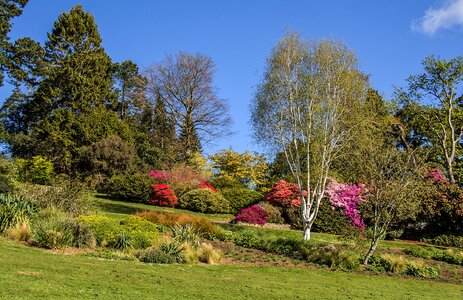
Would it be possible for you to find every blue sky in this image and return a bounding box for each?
[2,0,463,156]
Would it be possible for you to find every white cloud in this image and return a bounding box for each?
[412,0,463,35]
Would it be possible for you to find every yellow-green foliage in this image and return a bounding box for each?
[380,254,407,273]
[197,243,222,264]
[15,156,54,185]
[182,243,199,264]
[7,222,31,242]
[78,215,162,249]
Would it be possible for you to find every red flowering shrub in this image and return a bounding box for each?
[150,184,178,207]
[235,205,268,225]
[264,180,305,208]
[199,181,217,192]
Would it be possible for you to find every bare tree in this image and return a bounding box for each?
[145,52,232,160]
[251,32,368,240]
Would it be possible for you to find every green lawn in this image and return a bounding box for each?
[1,238,462,300]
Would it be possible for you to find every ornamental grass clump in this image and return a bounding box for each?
[7,222,32,242]
[0,194,36,234]
[197,243,222,264]
[235,205,268,225]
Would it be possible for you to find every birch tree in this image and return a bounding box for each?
[251,32,368,240]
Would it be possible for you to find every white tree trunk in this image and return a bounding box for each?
[303,226,311,240]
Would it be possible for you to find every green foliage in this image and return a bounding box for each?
[136,245,180,264]
[405,246,463,266]
[304,244,362,270]
[256,201,285,224]
[221,187,263,213]
[423,234,463,248]
[15,156,54,185]
[210,150,270,192]
[282,206,302,230]
[170,223,201,247]
[32,209,74,249]
[15,179,92,217]
[102,173,154,203]
[368,254,440,279]
[312,200,351,234]
[78,135,136,180]
[78,215,161,249]
[0,193,35,233]
[0,158,15,193]
[179,188,230,214]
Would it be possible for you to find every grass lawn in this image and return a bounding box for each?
[1,238,462,300]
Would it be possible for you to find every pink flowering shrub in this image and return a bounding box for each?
[425,168,448,185]
[149,164,210,196]
[235,205,268,225]
[264,180,305,208]
[325,179,367,229]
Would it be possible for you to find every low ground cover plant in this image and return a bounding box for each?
[405,246,463,266]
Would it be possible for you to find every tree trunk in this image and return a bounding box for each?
[303,222,311,240]
[363,237,380,266]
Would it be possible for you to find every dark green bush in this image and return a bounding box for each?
[312,200,351,234]
[423,234,463,248]
[179,188,230,214]
[221,188,263,213]
[282,206,302,229]
[256,201,285,224]
[102,173,154,203]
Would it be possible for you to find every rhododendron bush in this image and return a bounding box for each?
[264,180,305,208]
[150,184,178,207]
[235,205,268,225]
[325,179,367,229]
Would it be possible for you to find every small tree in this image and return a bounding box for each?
[251,32,368,240]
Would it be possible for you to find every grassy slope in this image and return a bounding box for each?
[1,238,462,300]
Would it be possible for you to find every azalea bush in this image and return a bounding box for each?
[264,180,304,208]
[150,184,178,207]
[235,205,268,225]
[325,179,367,229]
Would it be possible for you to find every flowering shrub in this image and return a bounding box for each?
[420,168,463,233]
[425,168,448,185]
[150,164,208,197]
[264,180,304,208]
[235,205,268,225]
[325,179,367,229]
[199,182,217,192]
[150,184,178,207]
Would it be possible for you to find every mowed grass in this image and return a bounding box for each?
[1,239,462,300]
[93,194,234,222]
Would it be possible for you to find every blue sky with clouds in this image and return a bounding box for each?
[1,0,463,156]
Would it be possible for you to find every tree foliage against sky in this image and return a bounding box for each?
[251,32,369,240]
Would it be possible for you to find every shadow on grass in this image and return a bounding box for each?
[95,201,143,215]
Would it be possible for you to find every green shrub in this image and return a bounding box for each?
[405,260,439,279]
[70,221,96,248]
[15,156,54,185]
[221,188,263,213]
[282,206,302,229]
[305,244,361,270]
[368,254,439,278]
[32,209,74,249]
[406,246,463,266]
[256,201,285,224]
[136,242,184,264]
[170,223,201,247]
[78,215,161,249]
[16,180,92,217]
[102,173,154,203]
[312,200,351,234]
[0,158,15,194]
[0,193,36,233]
[179,188,230,214]
[423,234,463,248]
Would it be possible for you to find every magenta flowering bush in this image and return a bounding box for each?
[325,179,367,229]
[235,205,268,225]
